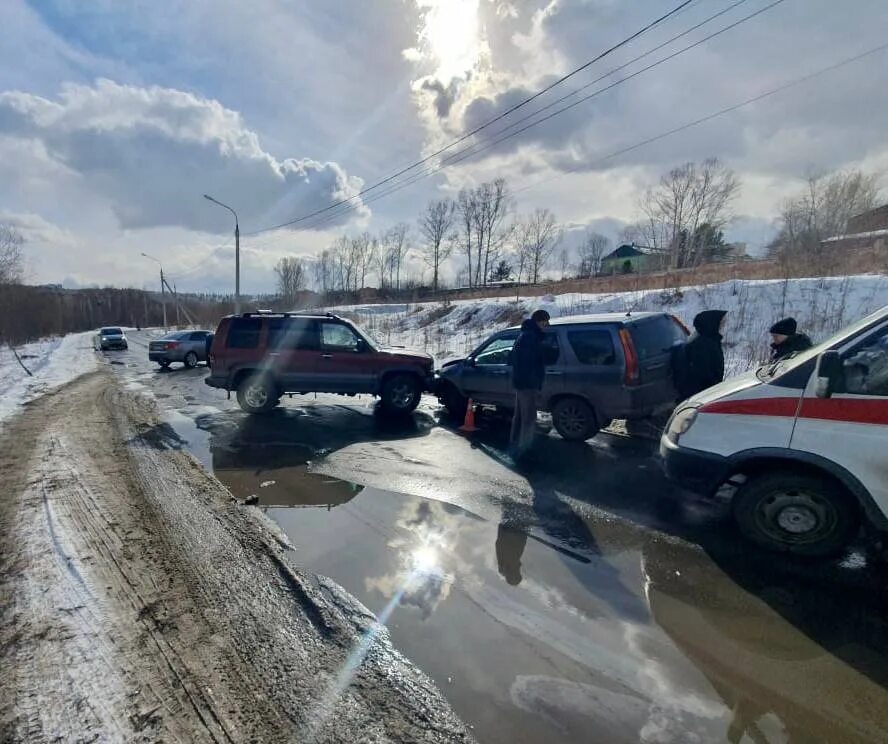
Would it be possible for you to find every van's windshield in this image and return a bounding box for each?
[758,307,888,381]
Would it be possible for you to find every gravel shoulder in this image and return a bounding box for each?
[0,369,472,743]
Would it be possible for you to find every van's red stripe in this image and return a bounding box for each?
[701,397,888,425]
[700,398,799,417]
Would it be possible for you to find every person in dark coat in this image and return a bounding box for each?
[769,317,812,362]
[509,309,550,460]
[675,309,727,400]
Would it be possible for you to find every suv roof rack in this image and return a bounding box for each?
[239,310,343,320]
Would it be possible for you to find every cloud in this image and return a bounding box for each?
[0,79,368,234]
[0,211,77,247]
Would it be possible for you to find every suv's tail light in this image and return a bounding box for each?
[618,328,639,385]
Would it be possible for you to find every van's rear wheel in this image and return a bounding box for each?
[551,397,598,441]
[380,374,421,414]
[236,374,279,414]
[733,472,858,557]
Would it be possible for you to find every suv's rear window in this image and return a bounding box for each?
[226,318,262,349]
[567,330,615,365]
[269,318,318,350]
[629,316,687,359]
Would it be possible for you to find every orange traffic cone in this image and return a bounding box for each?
[458,398,479,434]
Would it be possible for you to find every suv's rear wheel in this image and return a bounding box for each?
[380,374,421,415]
[236,374,279,414]
[732,471,858,557]
[551,397,598,441]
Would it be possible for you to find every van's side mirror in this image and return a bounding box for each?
[465,356,476,367]
[815,350,843,398]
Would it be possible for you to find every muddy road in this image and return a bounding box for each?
[99,331,888,743]
[0,369,471,743]
[5,330,888,743]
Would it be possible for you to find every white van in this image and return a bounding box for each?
[661,305,888,557]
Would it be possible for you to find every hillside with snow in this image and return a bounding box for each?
[335,275,888,377]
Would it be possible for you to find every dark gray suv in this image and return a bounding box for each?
[434,312,688,440]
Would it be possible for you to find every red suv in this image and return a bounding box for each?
[206,312,434,414]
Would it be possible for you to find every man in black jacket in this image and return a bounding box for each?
[675,309,727,401]
[509,309,550,460]
[769,317,812,362]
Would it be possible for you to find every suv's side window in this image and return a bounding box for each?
[227,318,262,349]
[321,322,362,351]
[269,318,318,350]
[542,333,560,365]
[475,334,517,365]
[568,329,615,365]
[189,331,206,341]
[844,326,888,396]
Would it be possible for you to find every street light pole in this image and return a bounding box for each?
[141,252,167,330]
[203,194,241,314]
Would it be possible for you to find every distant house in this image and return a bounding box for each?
[820,203,888,252]
[600,243,654,274]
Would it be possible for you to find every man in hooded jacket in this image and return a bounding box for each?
[769,317,812,362]
[509,309,550,460]
[675,309,727,401]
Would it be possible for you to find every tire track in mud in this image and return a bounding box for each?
[0,370,473,743]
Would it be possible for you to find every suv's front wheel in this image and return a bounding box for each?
[380,374,422,415]
[236,374,279,414]
[732,471,858,557]
[551,397,598,441]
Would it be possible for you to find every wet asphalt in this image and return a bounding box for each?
[105,332,888,744]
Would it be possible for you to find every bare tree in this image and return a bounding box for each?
[0,224,24,285]
[474,178,512,286]
[382,223,410,290]
[557,245,572,280]
[770,169,881,269]
[456,187,478,287]
[312,249,334,294]
[517,208,561,284]
[577,231,610,277]
[273,256,306,307]
[351,232,377,291]
[418,198,456,291]
[635,158,739,268]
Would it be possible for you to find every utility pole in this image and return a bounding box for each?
[160,267,168,330]
[203,194,241,314]
[173,283,181,327]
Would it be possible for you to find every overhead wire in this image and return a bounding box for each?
[244,0,697,235]
[284,0,787,233]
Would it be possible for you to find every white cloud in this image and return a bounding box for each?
[0,79,368,234]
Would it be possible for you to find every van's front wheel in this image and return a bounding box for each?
[732,472,858,557]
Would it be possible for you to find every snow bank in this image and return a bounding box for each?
[0,332,99,424]
[334,275,888,376]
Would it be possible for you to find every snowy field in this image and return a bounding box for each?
[334,275,888,377]
[0,331,99,424]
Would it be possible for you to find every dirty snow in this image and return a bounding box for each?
[334,275,888,377]
[0,332,99,424]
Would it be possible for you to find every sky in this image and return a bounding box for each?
[1,0,886,293]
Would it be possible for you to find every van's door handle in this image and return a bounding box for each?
[321,354,333,359]
[489,369,508,375]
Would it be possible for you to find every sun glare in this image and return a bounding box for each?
[418,0,482,81]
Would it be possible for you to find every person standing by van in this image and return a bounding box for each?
[769,317,812,362]
[675,309,727,400]
[509,309,550,461]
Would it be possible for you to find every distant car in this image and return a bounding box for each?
[149,330,213,369]
[434,312,688,441]
[205,311,434,414]
[95,326,128,351]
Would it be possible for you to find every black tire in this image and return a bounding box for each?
[184,351,198,369]
[380,374,421,415]
[158,360,171,369]
[732,471,858,557]
[236,374,279,414]
[551,397,598,441]
[440,384,468,420]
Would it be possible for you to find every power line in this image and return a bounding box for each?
[244,0,696,235]
[290,0,786,231]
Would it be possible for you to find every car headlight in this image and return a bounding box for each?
[666,406,699,444]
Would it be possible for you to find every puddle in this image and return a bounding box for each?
[152,402,888,743]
